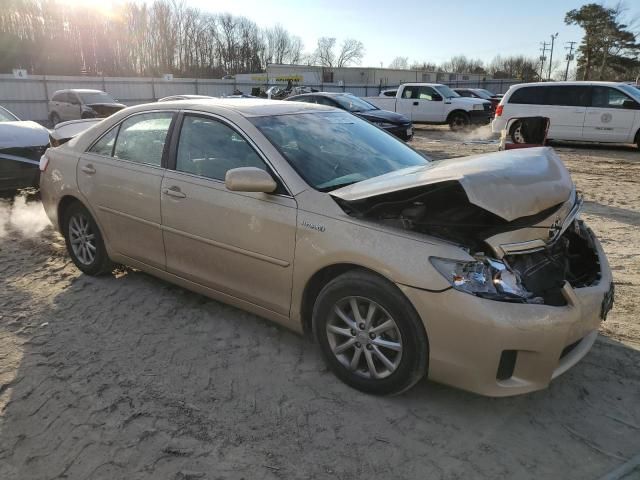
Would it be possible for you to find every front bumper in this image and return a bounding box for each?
[469,110,492,125]
[400,235,613,397]
[384,123,413,140]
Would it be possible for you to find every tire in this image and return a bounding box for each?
[312,270,429,395]
[62,202,113,276]
[509,120,525,143]
[448,111,470,131]
[50,112,61,127]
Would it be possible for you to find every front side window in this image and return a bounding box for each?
[88,127,118,156]
[176,115,267,181]
[79,91,116,104]
[251,112,429,191]
[417,87,439,100]
[113,112,173,166]
[592,87,634,109]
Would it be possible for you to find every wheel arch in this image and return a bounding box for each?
[299,263,418,341]
[57,194,84,231]
[446,109,470,123]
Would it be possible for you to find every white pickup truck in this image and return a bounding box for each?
[366,83,492,130]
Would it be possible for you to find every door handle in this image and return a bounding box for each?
[81,164,96,175]
[413,101,419,106]
[163,186,186,198]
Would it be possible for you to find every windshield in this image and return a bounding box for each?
[332,94,377,112]
[471,89,492,99]
[251,111,429,191]
[79,92,117,104]
[618,84,640,101]
[434,85,460,99]
[476,89,496,97]
[0,106,19,122]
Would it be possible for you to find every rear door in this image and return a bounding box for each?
[78,111,175,269]
[544,85,590,140]
[160,112,297,316]
[583,86,638,142]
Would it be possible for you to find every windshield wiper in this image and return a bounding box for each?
[318,180,360,193]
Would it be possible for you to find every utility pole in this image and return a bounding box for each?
[539,42,549,81]
[548,33,559,80]
[564,41,576,81]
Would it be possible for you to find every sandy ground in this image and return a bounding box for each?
[0,126,639,479]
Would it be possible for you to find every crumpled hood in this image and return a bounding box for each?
[0,121,50,149]
[331,147,573,222]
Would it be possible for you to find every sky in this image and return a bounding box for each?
[194,0,639,68]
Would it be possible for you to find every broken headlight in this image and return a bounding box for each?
[430,256,535,302]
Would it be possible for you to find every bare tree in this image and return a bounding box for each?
[388,56,409,69]
[336,38,364,67]
[312,37,337,67]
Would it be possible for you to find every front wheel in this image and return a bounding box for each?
[62,202,113,276]
[448,112,470,131]
[313,270,429,395]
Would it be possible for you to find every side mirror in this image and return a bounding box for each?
[622,99,638,109]
[431,93,443,102]
[225,167,277,193]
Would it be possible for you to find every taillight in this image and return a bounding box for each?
[496,105,504,117]
[39,154,49,172]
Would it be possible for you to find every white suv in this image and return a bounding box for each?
[492,81,640,148]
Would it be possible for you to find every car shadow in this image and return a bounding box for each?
[0,232,639,479]
[583,201,640,227]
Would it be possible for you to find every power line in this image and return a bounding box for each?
[564,41,577,81]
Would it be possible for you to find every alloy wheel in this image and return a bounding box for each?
[69,213,96,265]
[326,296,403,379]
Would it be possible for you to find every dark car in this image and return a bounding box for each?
[286,92,413,140]
[0,106,49,193]
[48,89,125,125]
[453,88,500,112]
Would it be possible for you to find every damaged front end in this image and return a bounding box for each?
[331,148,608,308]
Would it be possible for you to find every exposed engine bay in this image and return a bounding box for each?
[334,181,602,306]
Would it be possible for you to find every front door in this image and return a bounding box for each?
[78,111,174,269]
[161,113,297,316]
[583,86,638,143]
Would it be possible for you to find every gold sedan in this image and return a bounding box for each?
[39,99,614,396]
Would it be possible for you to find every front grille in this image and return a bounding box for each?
[483,103,491,112]
[497,350,517,380]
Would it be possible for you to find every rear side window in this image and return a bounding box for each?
[546,86,590,107]
[508,86,546,105]
[592,87,632,109]
[175,115,267,181]
[88,127,118,156]
[113,112,173,166]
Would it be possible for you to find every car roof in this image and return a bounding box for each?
[150,98,335,117]
[509,81,632,89]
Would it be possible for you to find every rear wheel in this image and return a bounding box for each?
[62,202,113,276]
[448,112,470,131]
[510,120,525,143]
[313,270,429,395]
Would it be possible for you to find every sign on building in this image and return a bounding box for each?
[12,69,28,79]
[162,73,173,81]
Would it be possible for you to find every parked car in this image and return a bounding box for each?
[366,83,492,130]
[286,92,413,140]
[48,118,103,147]
[379,89,398,97]
[48,89,125,125]
[0,105,49,193]
[40,98,613,397]
[492,81,640,148]
[158,94,215,102]
[454,88,501,112]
